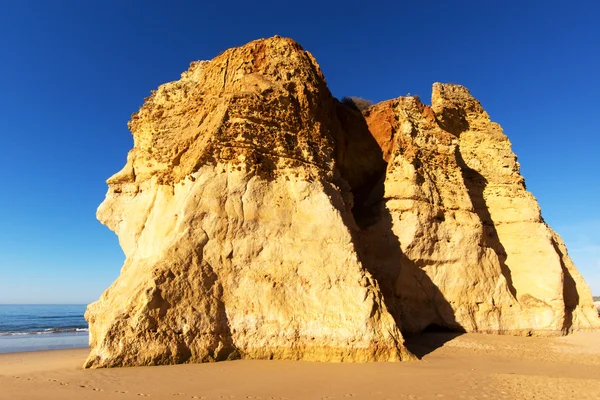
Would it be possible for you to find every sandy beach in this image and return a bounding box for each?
[1,332,599,400]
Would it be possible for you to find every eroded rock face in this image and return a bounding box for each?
[85,37,412,368]
[362,84,600,335]
[87,36,599,368]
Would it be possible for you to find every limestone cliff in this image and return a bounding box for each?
[362,85,600,335]
[87,36,599,368]
[85,37,412,368]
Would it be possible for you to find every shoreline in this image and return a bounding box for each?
[0,331,88,355]
[1,332,599,400]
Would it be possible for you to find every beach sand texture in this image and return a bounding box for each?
[1,332,599,400]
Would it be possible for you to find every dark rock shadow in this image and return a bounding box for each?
[550,238,579,332]
[402,332,464,359]
[330,105,467,359]
[333,102,388,226]
[350,198,465,359]
[454,148,518,299]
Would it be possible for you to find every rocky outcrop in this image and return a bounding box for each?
[87,36,599,368]
[85,37,412,368]
[362,85,600,335]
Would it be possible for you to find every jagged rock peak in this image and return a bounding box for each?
[362,83,599,335]
[109,36,338,188]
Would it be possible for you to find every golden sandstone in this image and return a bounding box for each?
[85,37,599,368]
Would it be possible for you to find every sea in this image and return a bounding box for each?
[0,304,89,354]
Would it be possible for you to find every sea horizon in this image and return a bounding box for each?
[0,304,89,354]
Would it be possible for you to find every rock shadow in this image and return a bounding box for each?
[351,199,465,358]
[454,148,518,299]
[332,105,466,359]
[333,177,465,358]
[402,332,464,359]
[550,237,579,332]
[334,101,388,228]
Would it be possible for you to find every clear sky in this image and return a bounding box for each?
[0,0,598,303]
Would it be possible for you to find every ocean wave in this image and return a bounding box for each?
[0,327,89,336]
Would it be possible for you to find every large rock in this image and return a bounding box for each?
[87,37,599,368]
[362,84,600,335]
[85,37,412,368]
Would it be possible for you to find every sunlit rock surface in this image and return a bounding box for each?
[362,85,599,335]
[86,37,599,368]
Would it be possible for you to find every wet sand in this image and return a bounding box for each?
[1,332,599,400]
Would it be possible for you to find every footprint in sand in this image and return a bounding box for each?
[47,378,68,386]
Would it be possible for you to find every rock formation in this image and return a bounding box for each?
[85,37,412,368]
[86,36,599,368]
[362,86,600,335]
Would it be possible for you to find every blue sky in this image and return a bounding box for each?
[0,0,598,303]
